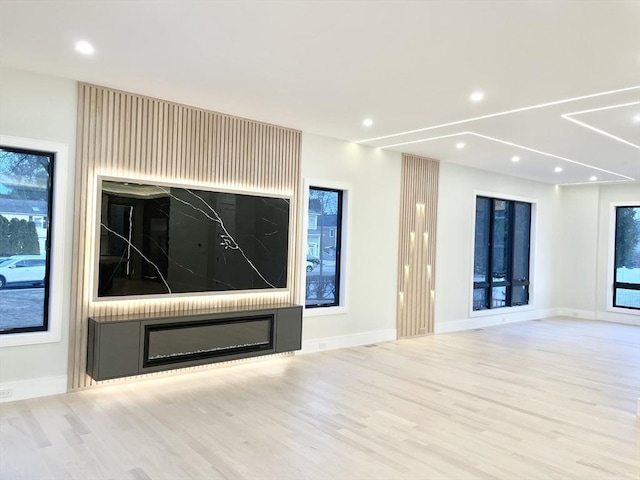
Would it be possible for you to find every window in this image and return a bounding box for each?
[305,187,343,308]
[473,196,531,310]
[0,146,54,334]
[613,206,640,310]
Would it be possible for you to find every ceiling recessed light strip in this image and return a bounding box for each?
[561,101,640,150]
[559,179,629,186]
[468,132,634,180]
[380,131,635,181]
[382,132,466,149]
[355,86,640,144]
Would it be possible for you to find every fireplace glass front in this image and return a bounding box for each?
[144,315,273,367]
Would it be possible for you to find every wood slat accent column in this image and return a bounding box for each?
[397,154,439,337]
[69,84,302,390]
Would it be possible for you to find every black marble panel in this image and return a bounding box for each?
[97,180,290,297]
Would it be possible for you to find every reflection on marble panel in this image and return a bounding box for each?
[97,179,290,297]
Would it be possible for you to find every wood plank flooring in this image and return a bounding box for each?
[1,317,639,480]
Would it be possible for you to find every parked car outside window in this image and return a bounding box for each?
[0,255,46,289]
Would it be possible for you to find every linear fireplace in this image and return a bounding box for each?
[144,315,274,367]
[87,303,302,381]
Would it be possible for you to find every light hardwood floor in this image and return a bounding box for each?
[1,317,639,480]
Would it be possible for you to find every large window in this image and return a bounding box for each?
[0,146,54,334]
[305,187,343,308]
[473,196,531,311]
[613,206,640,310]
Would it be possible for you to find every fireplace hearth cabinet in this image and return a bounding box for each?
[87,303,302,381]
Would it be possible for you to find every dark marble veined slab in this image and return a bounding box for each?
[97,179,290,297]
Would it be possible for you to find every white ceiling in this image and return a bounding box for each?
[1,0,639,185]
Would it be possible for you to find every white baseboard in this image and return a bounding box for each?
[434,308,561,334]
[299,329,397,354]
[0,375,67,403]
[596,310,640,326]
[557,308,597,320]
[558,308,640,326]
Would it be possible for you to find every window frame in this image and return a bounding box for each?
[470,191,537,316]
[608,202,640,313]
[0,135,69,347]
[0,145,54,335]
[300,179,351,316]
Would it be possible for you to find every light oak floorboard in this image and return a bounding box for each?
[1,317,639,480]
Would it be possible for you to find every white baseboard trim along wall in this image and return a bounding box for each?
[0,375,67,403]
[558,308,640,326]
[434,308,560,334]
[299,329,398,354]
[434,308,562,334]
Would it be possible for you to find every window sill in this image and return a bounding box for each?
[469,304,534,318]
[606,305,640,315]
[304,305,348,317]
[0,328,61,348]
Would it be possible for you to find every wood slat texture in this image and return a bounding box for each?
[69,83,302,391]
[2,318,638,479]
[397,154,439,337]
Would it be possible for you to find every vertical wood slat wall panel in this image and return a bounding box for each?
[70,83,302,391]
[396,154,439,338]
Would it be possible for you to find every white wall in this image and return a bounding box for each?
[300,133,401,350]
[556,183,640,324]
[434,162,562,332]
[557,185,600,314]
[0,68,77,399]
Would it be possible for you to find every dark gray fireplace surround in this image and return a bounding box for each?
[87,303,302,381]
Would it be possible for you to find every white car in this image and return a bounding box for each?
[0,255,47,289]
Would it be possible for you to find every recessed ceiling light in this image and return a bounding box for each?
[634,114,640,123]
[470,91,485,103]
[75,40,95,56]
[554,167,563,173]
[511,155,520,162]
[455,142,466,149]
[362,118,373,127]
[589,175,598,181]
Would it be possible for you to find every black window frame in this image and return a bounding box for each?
[612,205,640,311]
[305,186,343,309]
[473,196,532,311]
[0,145,55,335]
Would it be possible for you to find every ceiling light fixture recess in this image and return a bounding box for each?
[456,142,466,149]
[634,114,640,123]
[554,167,563,173]
[75,40,95,56]
[470,91,485,103]
[362,118,373,127]
[511,155,520,162]
[589,176,598,181]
